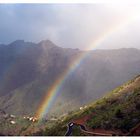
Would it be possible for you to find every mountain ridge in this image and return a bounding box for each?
[0,40,140,118]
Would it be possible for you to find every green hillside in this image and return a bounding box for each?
[38,75,140,136]
[0,75,140,136]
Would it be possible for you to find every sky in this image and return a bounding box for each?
[0,4,140,50]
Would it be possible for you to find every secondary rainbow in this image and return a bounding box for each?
[35,16,137,120]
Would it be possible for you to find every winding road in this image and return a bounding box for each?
[65,114,116,136]
[65,121,140,136]
[65,122,75,136]
[64,114,140,136]
[65,122,115,136]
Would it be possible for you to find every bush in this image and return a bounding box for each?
[115,109,124,119]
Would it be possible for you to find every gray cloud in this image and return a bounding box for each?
[0,4,140,50]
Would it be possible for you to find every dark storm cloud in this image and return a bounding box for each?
[0,4,140,49]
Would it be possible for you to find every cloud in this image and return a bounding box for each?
[0,4,140,50]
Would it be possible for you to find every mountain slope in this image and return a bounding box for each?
[41,75,140,136]
[0,40,140,117]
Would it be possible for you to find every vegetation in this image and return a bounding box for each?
[40,75,140,136]
[0,75,140,136]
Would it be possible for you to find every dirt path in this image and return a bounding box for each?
[68,115,140,136]
[67,115,125,136]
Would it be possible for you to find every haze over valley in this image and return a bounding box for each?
[0,40,140,118]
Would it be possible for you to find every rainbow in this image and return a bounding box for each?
[35,16,137,120]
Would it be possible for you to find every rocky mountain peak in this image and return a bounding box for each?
[9,40,25,46]
[38,39,57,48]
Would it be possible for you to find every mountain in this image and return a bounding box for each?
[41,75,140,136]
[0,40,140,117]
[0,74,140,136]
